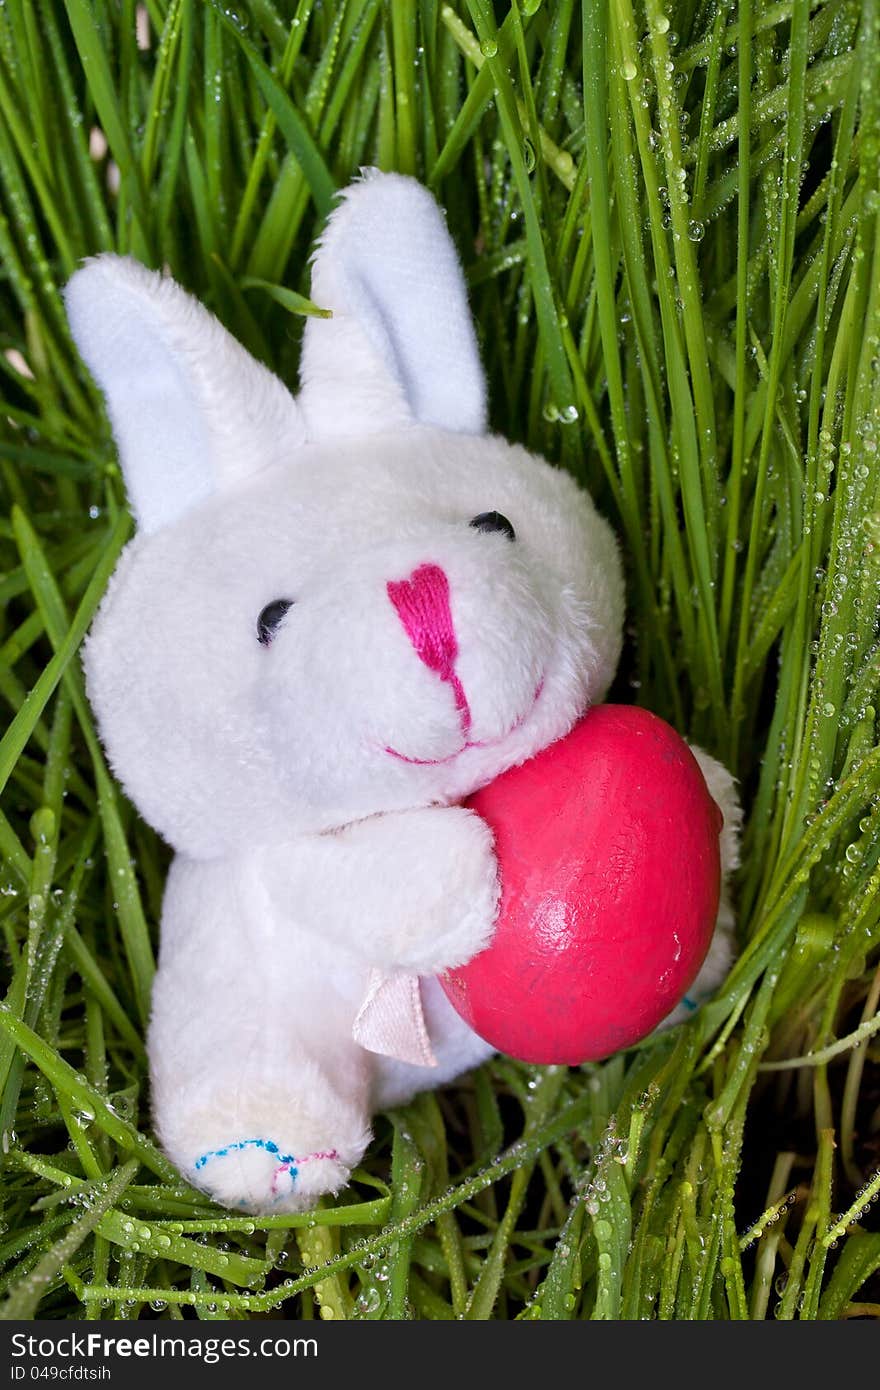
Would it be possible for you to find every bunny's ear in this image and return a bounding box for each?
[299,170,487,439]
[64,257,304,534]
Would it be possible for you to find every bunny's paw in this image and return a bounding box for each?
[190,1136,352,1213]
[155,1070,372,1214]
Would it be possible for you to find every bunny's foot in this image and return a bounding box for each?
[190,1137,354,1213]
[156,1081,372,1214]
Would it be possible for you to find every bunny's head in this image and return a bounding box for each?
[66,172,624,858]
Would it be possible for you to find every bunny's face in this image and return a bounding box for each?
[68,174,624,857]
[84,428,622,854]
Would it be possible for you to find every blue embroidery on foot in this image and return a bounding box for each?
[194,1137,299,1182]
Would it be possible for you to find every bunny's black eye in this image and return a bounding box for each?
[257,599,294,646]
[470,511,516,542]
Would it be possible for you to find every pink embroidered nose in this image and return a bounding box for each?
[387,564,471,735]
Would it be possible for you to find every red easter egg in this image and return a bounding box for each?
[441,705,723,1063]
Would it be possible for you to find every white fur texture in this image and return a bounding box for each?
[65,172,738,1214]
[64,257,303,533]
[300,169,487,437]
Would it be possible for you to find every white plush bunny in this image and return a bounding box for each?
[65,171,739,1213]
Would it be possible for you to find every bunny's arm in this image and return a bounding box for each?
[265,806,500,977]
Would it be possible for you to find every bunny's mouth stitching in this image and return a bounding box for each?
[385,679,544,766]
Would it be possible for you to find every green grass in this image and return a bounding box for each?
[1,0,879,1321]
